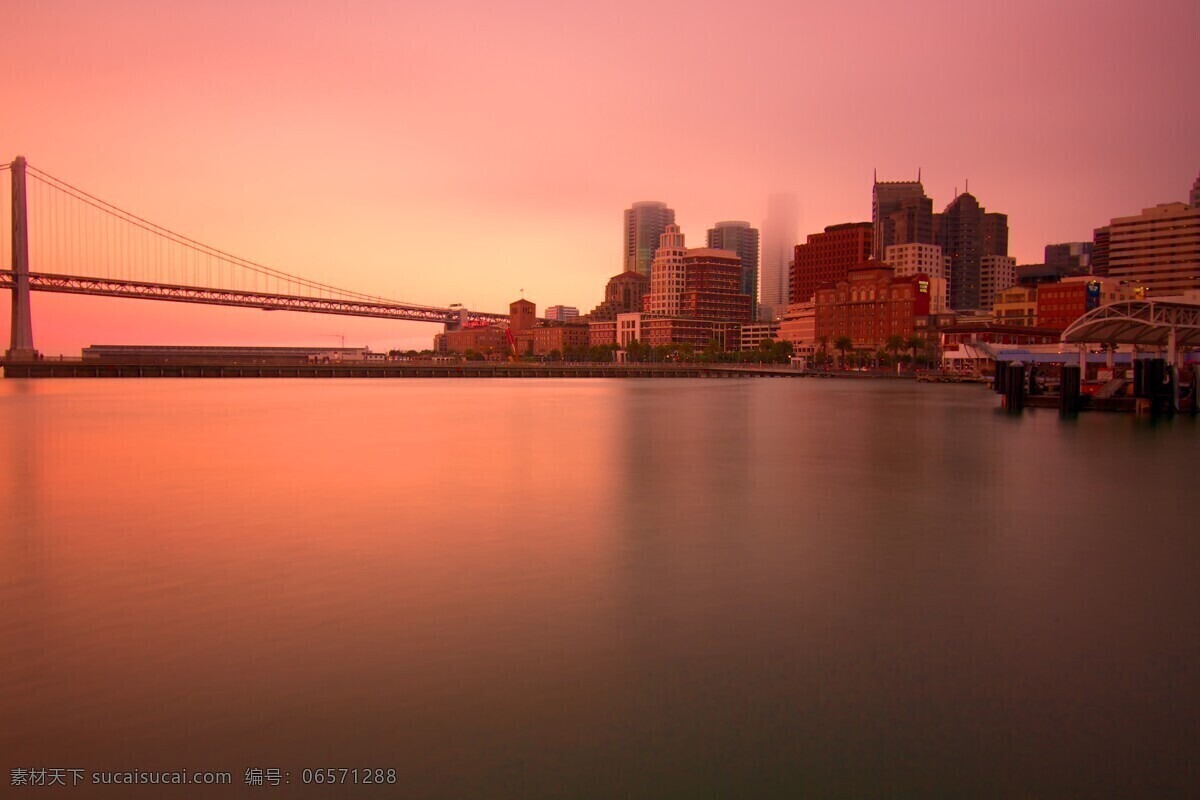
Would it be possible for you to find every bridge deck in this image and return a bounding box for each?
[0,270,508,326]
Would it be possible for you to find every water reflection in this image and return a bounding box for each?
[1,378,1196,797]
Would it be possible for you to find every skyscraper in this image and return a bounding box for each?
[1191,171,1200,207]
[646,224,689,317]
[936,192,1008,310]
[872,175,933,259]
[624,201,676,278]
[707,221,760,320]
[760,193,798,320]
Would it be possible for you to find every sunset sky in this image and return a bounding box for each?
[3,0,1198,355]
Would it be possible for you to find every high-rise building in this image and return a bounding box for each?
[1106,202,1200,297]
[790,222,873,305]
[707,221,760,320]
[1191,171,1200,207]
[760,193,798,320]
[936,192,1008,310]
[980,255,1017,311]
[624,201,676,278]
[982,212,1009,259]
[646,224,688,317]
[680,249,752,322]
[646,225,751,322]
[884,243,951,284]
[872,175,933,258]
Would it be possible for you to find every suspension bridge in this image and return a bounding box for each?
[0,156,508,360]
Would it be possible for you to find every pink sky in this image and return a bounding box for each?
[3,0,1198,355]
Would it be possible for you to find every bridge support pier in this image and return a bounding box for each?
[7,156,37,361]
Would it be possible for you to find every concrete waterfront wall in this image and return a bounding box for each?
[0,361,814,380]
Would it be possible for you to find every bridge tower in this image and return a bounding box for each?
[6,156,36,361]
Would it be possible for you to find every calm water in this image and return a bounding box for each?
[2,378,1197,797]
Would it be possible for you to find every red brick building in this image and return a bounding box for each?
[680,249,752,321]
[587,270,650,321]
[435,325,508,356]
[509,298,537,331]
[515,324,589,356]
[1035,277,1131,331]
[791,222,873,304]
[814,262,931,351]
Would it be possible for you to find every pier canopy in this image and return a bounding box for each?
[1061,299,1200,347]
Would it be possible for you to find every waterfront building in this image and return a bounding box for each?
[436,325,509,357]
[939,324,1061,373]
[936,192,1008,310]
[1036,277,1133,330]
[544,305,579,322]
[1105,201,1200,297]
[872,175,934,258]
[587,270,650,321]
[991,286,1038,327]
[739,322,780,352]
[777,302,815,361]
[813,262,931,353]
[980,255,1017,311]
[760,193,797,320]
[707,221,760,320]
[884,244,950,314]
[791,222,873,305]
[510,298,537,331]
[624,201,676,278]
[588,320,617,347]
[514,324,590,357]
[612,312,741,352]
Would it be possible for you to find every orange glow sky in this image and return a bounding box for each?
[3,0,1198,355]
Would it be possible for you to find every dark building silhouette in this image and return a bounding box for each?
[790,222,873,305]
[1091,226,1111,276]
[872,175,934,259]
[936,192,1008,310]
[706,221,760,319]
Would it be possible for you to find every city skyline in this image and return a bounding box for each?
[2,0,1197,355]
